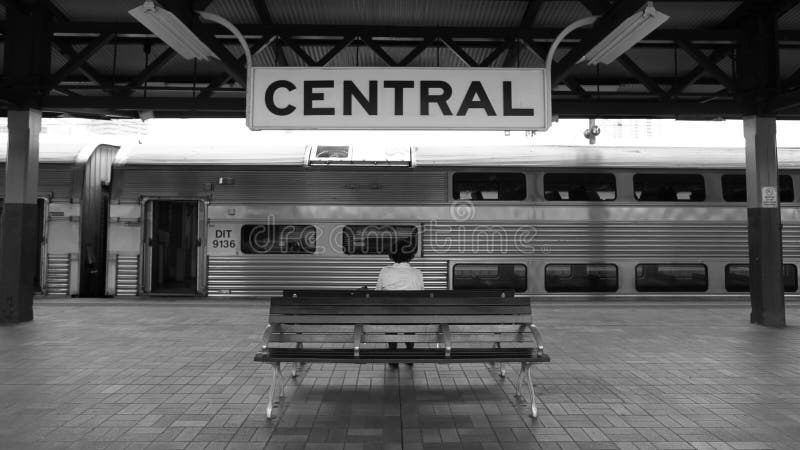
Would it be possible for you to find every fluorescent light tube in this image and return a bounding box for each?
[129,1,217,61]
[583,2,669,65]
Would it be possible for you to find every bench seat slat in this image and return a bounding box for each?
[269,314,532,324]
[255,348,550,364]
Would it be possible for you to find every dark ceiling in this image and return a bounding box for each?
[1,0,800,120]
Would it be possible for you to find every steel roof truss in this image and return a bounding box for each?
[317,35,356,66]
[397,38,434,66]
[676,40,737,94]
[124,48,178,93]
[503,0,546,67]
[282,37,318,66]
[49,33,114,89]
[481,39,514,67]
[441,37,479,67]
[362,37,400,66]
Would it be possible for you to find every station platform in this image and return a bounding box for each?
[1,299,799,450]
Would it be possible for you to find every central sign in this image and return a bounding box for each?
[247,67,550,131]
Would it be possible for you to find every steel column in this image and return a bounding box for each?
[0,109,42,323]
[744,116,785,328]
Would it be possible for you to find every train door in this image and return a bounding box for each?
[143,199,202,295]
[0,198,46,292]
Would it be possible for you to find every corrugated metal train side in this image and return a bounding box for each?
[105,162,800,299]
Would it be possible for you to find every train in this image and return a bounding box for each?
[3,140,800,299]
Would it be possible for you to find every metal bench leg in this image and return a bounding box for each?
[513,363,525,397]
[266,362,281,419]
[292,343,301,377]
[524,363,537,418]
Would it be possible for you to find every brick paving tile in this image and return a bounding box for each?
[2,300,800,449]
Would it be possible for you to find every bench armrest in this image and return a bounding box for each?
[520,324,545,357]
[260,323,281,354]
[353,324,364,357]
[440,324,451,358]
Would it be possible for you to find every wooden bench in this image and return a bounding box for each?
[254,290,550,418]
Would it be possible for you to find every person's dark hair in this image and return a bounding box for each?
[389,240,415,263]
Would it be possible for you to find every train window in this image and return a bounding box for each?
[453,173,526,201]
[721,174,794,202]
[453,264,527,291]
[635,264,708,292]
[545,264,618,292]
[634,174,705,201]
[240,224,317,254]
[342,225,419,255]
[543,173,616,201]
[725,264,798,292]
[315,146,349,158]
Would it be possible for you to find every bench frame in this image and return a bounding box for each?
[255,290,549,419]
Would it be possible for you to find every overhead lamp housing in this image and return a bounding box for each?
[582,2,669,65]
[129,1,216,61]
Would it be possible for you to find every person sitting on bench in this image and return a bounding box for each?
[376,241,424,365]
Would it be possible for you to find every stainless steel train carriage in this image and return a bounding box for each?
[0,141,118,297]
[106,143,800,299]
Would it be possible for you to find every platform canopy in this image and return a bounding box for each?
[1,0,800,120]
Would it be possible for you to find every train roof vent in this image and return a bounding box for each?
[308,145,413,167]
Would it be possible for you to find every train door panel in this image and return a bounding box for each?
[143,199,202,295]
[142,200,154,293]
[0,198,46,292]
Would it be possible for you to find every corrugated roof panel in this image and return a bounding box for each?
[51,0,141,22]
[535,1,590,28]
[654,2,740,29]
[780,3,800,30]
[269,0,524,27]
[205,0,261,25]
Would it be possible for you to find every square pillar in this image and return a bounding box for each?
[0,109,41,323]
[744,115,785,328]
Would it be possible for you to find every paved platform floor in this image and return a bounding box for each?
[1,300,799,450]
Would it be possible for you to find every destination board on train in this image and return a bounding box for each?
[247,67,550,131]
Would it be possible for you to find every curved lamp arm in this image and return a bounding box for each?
[545,15,599,73]
[197,10,253,69]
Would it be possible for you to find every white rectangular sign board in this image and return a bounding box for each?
[247,67,550,131]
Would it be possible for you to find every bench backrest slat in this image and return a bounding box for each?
[269,314,532,324]
[266,294,533,347]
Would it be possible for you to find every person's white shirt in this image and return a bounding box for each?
[375,263,424,290]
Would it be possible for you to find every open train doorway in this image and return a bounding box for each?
[143,200,203,295]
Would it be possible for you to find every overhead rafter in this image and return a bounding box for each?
[251,0,287,66]
[503,0,545,67]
